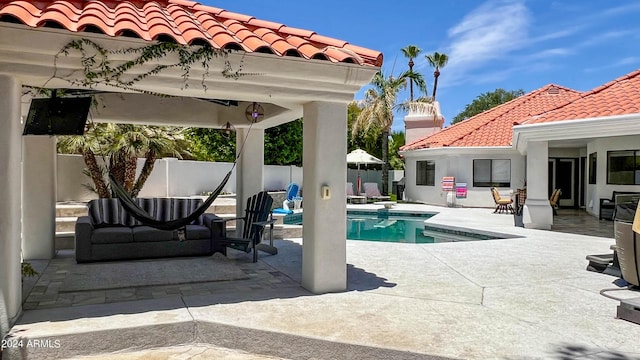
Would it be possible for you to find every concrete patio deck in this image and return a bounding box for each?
[4,203,640,360]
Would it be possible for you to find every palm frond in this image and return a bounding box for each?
[401,45,421,59]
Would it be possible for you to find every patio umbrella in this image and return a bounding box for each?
[346,149,384,194]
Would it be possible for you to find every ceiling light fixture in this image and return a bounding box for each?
[245,102,264,123]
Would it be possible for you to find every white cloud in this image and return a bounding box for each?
[616,57,640,66]
[601,2,640,17]
[584,56,640,73]
[526,48,574,60]
[529,25,583,43]
[577,30,634,48]
[430,0,531,86]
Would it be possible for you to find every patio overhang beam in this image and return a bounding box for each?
[0,24,377,106]
[512,113,640,154]
[77,93,301,129]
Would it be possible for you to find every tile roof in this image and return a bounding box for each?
[524,69,640,124]
[401,85,582,151]
[0,0,382,67]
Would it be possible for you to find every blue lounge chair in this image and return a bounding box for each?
[273,183,301,214]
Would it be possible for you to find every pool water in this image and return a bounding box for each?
[284,210,508,243]
[346,211,434,243]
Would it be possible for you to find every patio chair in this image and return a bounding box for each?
[346,182,366,203]
[491,187,514,214]
[215,191,277,262]
[364,182,391,201]
[346,182,355,196]
[549,188,562,215]
[273,182,301,214]
[346,182,354,202]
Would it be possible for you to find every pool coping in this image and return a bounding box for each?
[279,206,524,244]
[346,208,522,241]
[422,224,522,241]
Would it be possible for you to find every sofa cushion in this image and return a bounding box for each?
[132,226,175,242]
[182,225,210,240]
[172,198,205,225]
[91,227,134,244]
[88,198,134,227]
[135,198,204,225]
[133,198,155,227]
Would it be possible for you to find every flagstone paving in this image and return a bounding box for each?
[22,250,299,311]
[9,204,640,360]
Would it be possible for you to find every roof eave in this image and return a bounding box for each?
[0,24,379,103]
[513,113,640,154]
[400,146,516,157]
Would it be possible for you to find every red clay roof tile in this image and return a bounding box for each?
[0,0,382,67]
[245,18,284,32]
[401,85,582,151]
[309,34,347,48]
[526,69,640,124]
[278,26,315,38]
[191,4,224,16]
[0,2,41,27]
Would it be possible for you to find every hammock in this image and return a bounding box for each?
[108,168,233,231]
[106,102,257,232]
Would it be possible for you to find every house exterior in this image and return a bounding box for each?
[400,69,640,229]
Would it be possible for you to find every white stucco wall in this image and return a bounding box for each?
[585,135,640,217]
[57,155,238,201]
[56,155,361,201]
[549,148,582,158]
[403,148,525,208]
[264,165,303,192]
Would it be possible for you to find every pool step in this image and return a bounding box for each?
[56,216,78,233]
[56,202,88,217]
[225,223,302,240]
[422,224,513,243]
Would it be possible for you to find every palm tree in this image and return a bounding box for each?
[57,124,110,198]
[426,51,449,100]
[58,124,189,198]
[388,131,406,170]
[401,45,424,101]
[131,126,187,197]
[353,71,416,195]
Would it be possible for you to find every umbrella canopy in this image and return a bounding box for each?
[346,149,384,194]
[346,149,384,166]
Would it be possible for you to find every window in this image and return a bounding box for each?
[607,150,640,185]
[416,160,435,186]
[589,152,597,184]
[473,159,511,187]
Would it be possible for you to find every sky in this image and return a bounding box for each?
[205,0,640,132]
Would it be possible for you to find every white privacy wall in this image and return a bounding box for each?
[403,148,526,208]
[57,155,240,201]
[57,155,309,201]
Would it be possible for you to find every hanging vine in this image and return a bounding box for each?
[48,38,259,95]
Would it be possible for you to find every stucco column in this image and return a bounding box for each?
[523,141,553,229]
[0,75,23,336]
[22,135,57,259]
[235,128,264,219]
[302,101,347,293]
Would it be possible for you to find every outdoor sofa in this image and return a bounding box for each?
[599,191,640,220]
[75,198,224,263]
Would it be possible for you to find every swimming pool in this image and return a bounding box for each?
[283,210,509,243]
